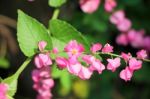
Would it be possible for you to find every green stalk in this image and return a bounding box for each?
[98,52,150,62]
[52,9,60,20]
[15,58,32,77]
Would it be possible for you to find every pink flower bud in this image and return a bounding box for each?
[107,58,121,72]
[121,52,132,62]
[52,47,58,54]
[127,29,137,42]
[55,57,68,69]
[38,41,47,52]
[32,69,40,82]
[78,66,93,80]
[120,66,133,81]
[37,89,52,99]
[39,66,51,78]
[143,37,150,51]
[136,50,147,59]
[129,58,142,71]
[41,79,54,89]
[89,59,105,74]
[116,33,128,46]
[110,10,125,25]
[90,43,102,53]
[102,43,113,53]
[117,18,132,32]
[34,53,52,68]
[67,63,82,75]
[82,55,95,64]
[104,0,117,12]
[127,29,144,48]
[80,0,101,14]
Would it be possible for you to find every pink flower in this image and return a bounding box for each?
[41,79,54,90]
[37,89,52,99]
[131,36,144,48]
[102,43,113,53]
[107,58,121,72]
[37,94,52,99]
[52,47,58,54]
[89,59,105,74]
[34,53,52,68]
[116,33,128,46]
[120,66,133,81]
[38,41,47,52]
[143,36,150,52]
[32,69,41,83]
[64,40,84,57]
[104,0,117,12]
[79,0,100,14]
[110,10,125,25]
[68,55,79,65]
[0,83,8,99]
[55,57,68,69]
[32,65,54,99]
[127,29,137,42]
[39,66,51,77]
[78,66,93,80]
[121,52,132,62]
[129,58,142,71]
[90,43,102,53]
[136,50,147,59]
[67,63,82,75]
[127,29,144,48]
[117,18,132,32]
[82,55,95,64]
[32,67,50,83]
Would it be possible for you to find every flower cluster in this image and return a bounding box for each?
[32,41,54,99]
[79,0,150,53]
[0,83,8,99]
[110,10,131,32]
[32,39,149,99]
[120,52,143,81]
[55,40,147,81]
[79,0,117,14]
[110,10,150,53]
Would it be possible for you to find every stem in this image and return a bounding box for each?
[98,52,150,62]
[98,52,120,57]
[143,59,150,62]
[52,9,60,20]
[15,58,32,77]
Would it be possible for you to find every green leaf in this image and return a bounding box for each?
[2,75,18,96]
[51,37,66,51]
[7,95,14,99]
[2,58,31,97]
[49,19,90,52]
[51,65,71,96]
[0,58,10,69]
[59,71,71,96]
[51,65,62,78]
[17,10,52,57]
[49,0,67,7]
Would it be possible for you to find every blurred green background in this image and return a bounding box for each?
[0,0,150,99]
